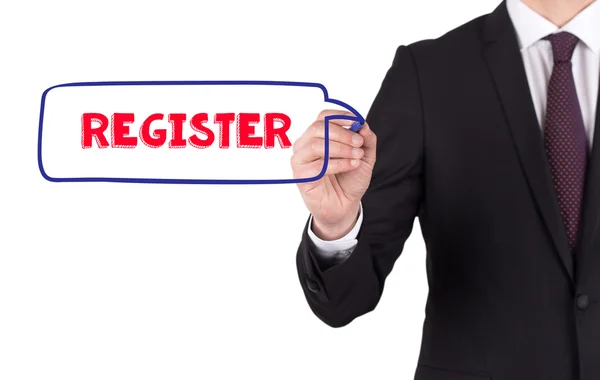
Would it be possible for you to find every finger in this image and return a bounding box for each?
[293,119,365,154]
[317,110,365,132]
[291,140,364,165]
[313,120,364,146]
[317,109,357,123]
[293,158,360,179]
[324,158,361,175]
[357,122,377,164]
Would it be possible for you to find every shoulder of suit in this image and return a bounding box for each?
[408,13,489,58]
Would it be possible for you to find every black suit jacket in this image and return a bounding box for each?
[296,2,600,379]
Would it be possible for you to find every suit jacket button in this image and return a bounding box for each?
[307,279,320,292]
[577,294,589,310]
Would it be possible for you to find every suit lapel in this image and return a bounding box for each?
[575,71,600,283]
[481,1,574,282]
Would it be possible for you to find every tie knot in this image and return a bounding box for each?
[545,32,579,63]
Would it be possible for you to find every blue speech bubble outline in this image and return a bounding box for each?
[37,80,365,185]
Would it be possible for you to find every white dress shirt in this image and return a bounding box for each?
[308,0,600,259]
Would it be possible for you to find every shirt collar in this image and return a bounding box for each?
[506,0,600,54]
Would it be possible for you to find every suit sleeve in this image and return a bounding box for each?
[296,45,424,327]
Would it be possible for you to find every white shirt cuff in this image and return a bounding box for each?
[307,202,363,258]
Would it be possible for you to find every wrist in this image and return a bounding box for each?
[312,204,360,241]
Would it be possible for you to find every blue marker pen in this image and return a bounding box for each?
[349,121,364,132]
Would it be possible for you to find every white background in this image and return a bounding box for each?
[1,1,500,379]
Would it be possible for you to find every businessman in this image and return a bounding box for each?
[291,0,600,379]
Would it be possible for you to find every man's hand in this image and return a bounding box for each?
[291,110,377,240]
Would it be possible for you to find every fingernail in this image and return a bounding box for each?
[352,134,363,146]
[350,159,359,167]
[352,148,363,158]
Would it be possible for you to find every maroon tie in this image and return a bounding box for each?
[544,32,588,252]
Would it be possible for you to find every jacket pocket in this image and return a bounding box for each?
[415,364,491,380]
